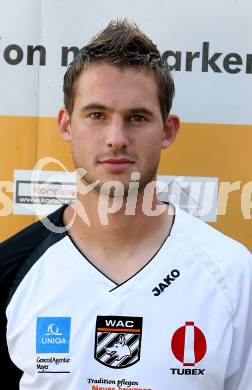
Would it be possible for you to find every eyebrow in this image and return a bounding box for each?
[80,102,154,117]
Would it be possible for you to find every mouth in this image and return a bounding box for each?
[105,350,116,356]
[98,157,134,172]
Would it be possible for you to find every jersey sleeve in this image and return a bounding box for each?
[0,220,48,387]
[0,204,67,387]
[224,245,252,389]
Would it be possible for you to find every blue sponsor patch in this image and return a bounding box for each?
[36,317,71,353]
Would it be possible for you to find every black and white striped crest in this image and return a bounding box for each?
[94,315,143,369]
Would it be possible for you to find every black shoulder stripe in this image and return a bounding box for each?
[7,223,67,307]
[4,204,69,308]
[0,204,69,306]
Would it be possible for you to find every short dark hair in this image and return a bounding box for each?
[63,19,175,122]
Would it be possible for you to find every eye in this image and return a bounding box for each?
[90,112,104,119]
[130,114,145,121]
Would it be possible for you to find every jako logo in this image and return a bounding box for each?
[152,269,180,296]
[171,321,207,366]
[36,317,71,353]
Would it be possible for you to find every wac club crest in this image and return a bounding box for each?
[94,315,143,369]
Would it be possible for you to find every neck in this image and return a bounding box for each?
[63,186,173,255]
[63,187,175,284]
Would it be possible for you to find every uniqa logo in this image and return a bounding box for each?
[36,317,71,353]
[42,337,66,344]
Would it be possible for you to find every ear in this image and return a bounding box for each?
[58,107,72,142]
[161,114,180,149]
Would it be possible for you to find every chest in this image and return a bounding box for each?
[6,254,232,390]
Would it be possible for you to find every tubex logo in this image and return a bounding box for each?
[36,317,71,353]
[170,321,207,376]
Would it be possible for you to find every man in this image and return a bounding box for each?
[0,19,251,390]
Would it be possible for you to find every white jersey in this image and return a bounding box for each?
[1,203,252,390]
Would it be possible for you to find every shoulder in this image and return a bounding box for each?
[171,204,252,314]
[0,204,68,305]
[0,204,68,266]
[172,204,251,263]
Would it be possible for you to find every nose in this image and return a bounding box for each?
[105,116,129,150]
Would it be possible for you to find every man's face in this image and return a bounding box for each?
[59,62,178,195]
